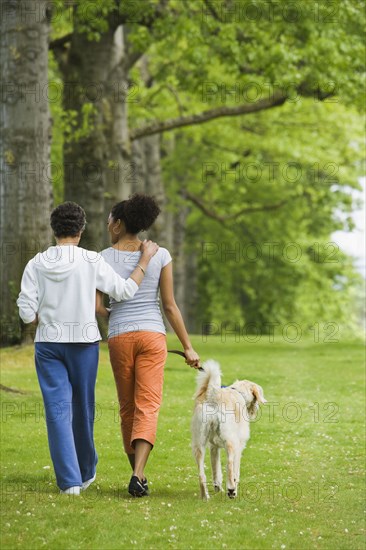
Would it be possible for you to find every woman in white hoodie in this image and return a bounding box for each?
[17,201,158,495]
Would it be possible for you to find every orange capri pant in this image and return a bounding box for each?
[108,331,167,454]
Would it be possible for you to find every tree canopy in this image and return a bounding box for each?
[1,0,364,344]
[50,0,366,334]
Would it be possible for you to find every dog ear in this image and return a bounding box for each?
[252,385,267,404]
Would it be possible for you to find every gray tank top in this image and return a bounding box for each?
[101,247,172,337]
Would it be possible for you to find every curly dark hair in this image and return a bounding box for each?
[50,201,86,238]
[111,193,161,234]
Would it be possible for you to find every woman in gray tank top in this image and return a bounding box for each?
[97,193,200,497]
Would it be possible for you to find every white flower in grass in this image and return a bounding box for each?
[201,520,209,527]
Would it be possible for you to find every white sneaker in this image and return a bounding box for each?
[81,474,96,492]
[60,486,81,495]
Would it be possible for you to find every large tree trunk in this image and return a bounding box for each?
[171,193,190,317]
[134,134,171,246]
[0,0,53,345]
[131,129,195,332]
[132,56,171,245]
[61,21,136,251]
[61,25,115,250]
[184,249,198,333]
[103,26,133,248]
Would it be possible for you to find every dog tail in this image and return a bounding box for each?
[194,359,222,400]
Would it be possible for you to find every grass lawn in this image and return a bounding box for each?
[0,335,365,549]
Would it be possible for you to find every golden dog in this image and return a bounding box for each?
[191,360,266,499]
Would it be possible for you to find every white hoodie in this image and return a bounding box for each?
[17,245,139,343]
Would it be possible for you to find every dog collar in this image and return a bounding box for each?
[221,385,243,394]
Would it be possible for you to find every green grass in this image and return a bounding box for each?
[1,335,365,549]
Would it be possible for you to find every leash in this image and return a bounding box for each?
[167,349,204,371]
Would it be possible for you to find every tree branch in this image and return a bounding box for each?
[131,92,287,140]
[201,138,252,156]
[202,0,223,22]
[184,191,290,224]
[49,33,72,50]
[144,83,186,116]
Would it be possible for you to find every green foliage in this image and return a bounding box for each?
[62,103,99,143]
[160,99,364,332]
[131,0,365,108]
[49,0,365,331]
[74,0,116,41]
[49,52,64,205]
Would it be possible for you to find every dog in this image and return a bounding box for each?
[191,360,266,500]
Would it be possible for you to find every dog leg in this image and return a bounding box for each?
[233,446,241,496]
[210,446,223,492]
[225,442,237,499]
[194,446,209,500]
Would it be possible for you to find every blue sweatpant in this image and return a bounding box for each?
[35,342,99,490]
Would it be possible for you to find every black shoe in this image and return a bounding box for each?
[128,476,148,498]
[142,478,149,496]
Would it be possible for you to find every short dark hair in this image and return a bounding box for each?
[50,201,86,238]
[111,193,161,234]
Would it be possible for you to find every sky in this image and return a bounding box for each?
[332,177,366,278]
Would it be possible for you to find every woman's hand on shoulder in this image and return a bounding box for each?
[184,347,200,369]
[140,239,159,259]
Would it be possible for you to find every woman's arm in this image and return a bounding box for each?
[96,290,110,318]
[159,262,200,368]
[17,260,38,324]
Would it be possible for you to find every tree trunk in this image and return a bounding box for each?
[0,0,53,345]
[103,26,133,248]
[131,56,170,245]
[184,249,198,333]
[171,195,189,317]
[131,121,195,332]
[131,136,172,246]
[61,21,129,250]
[61,27,111,250]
